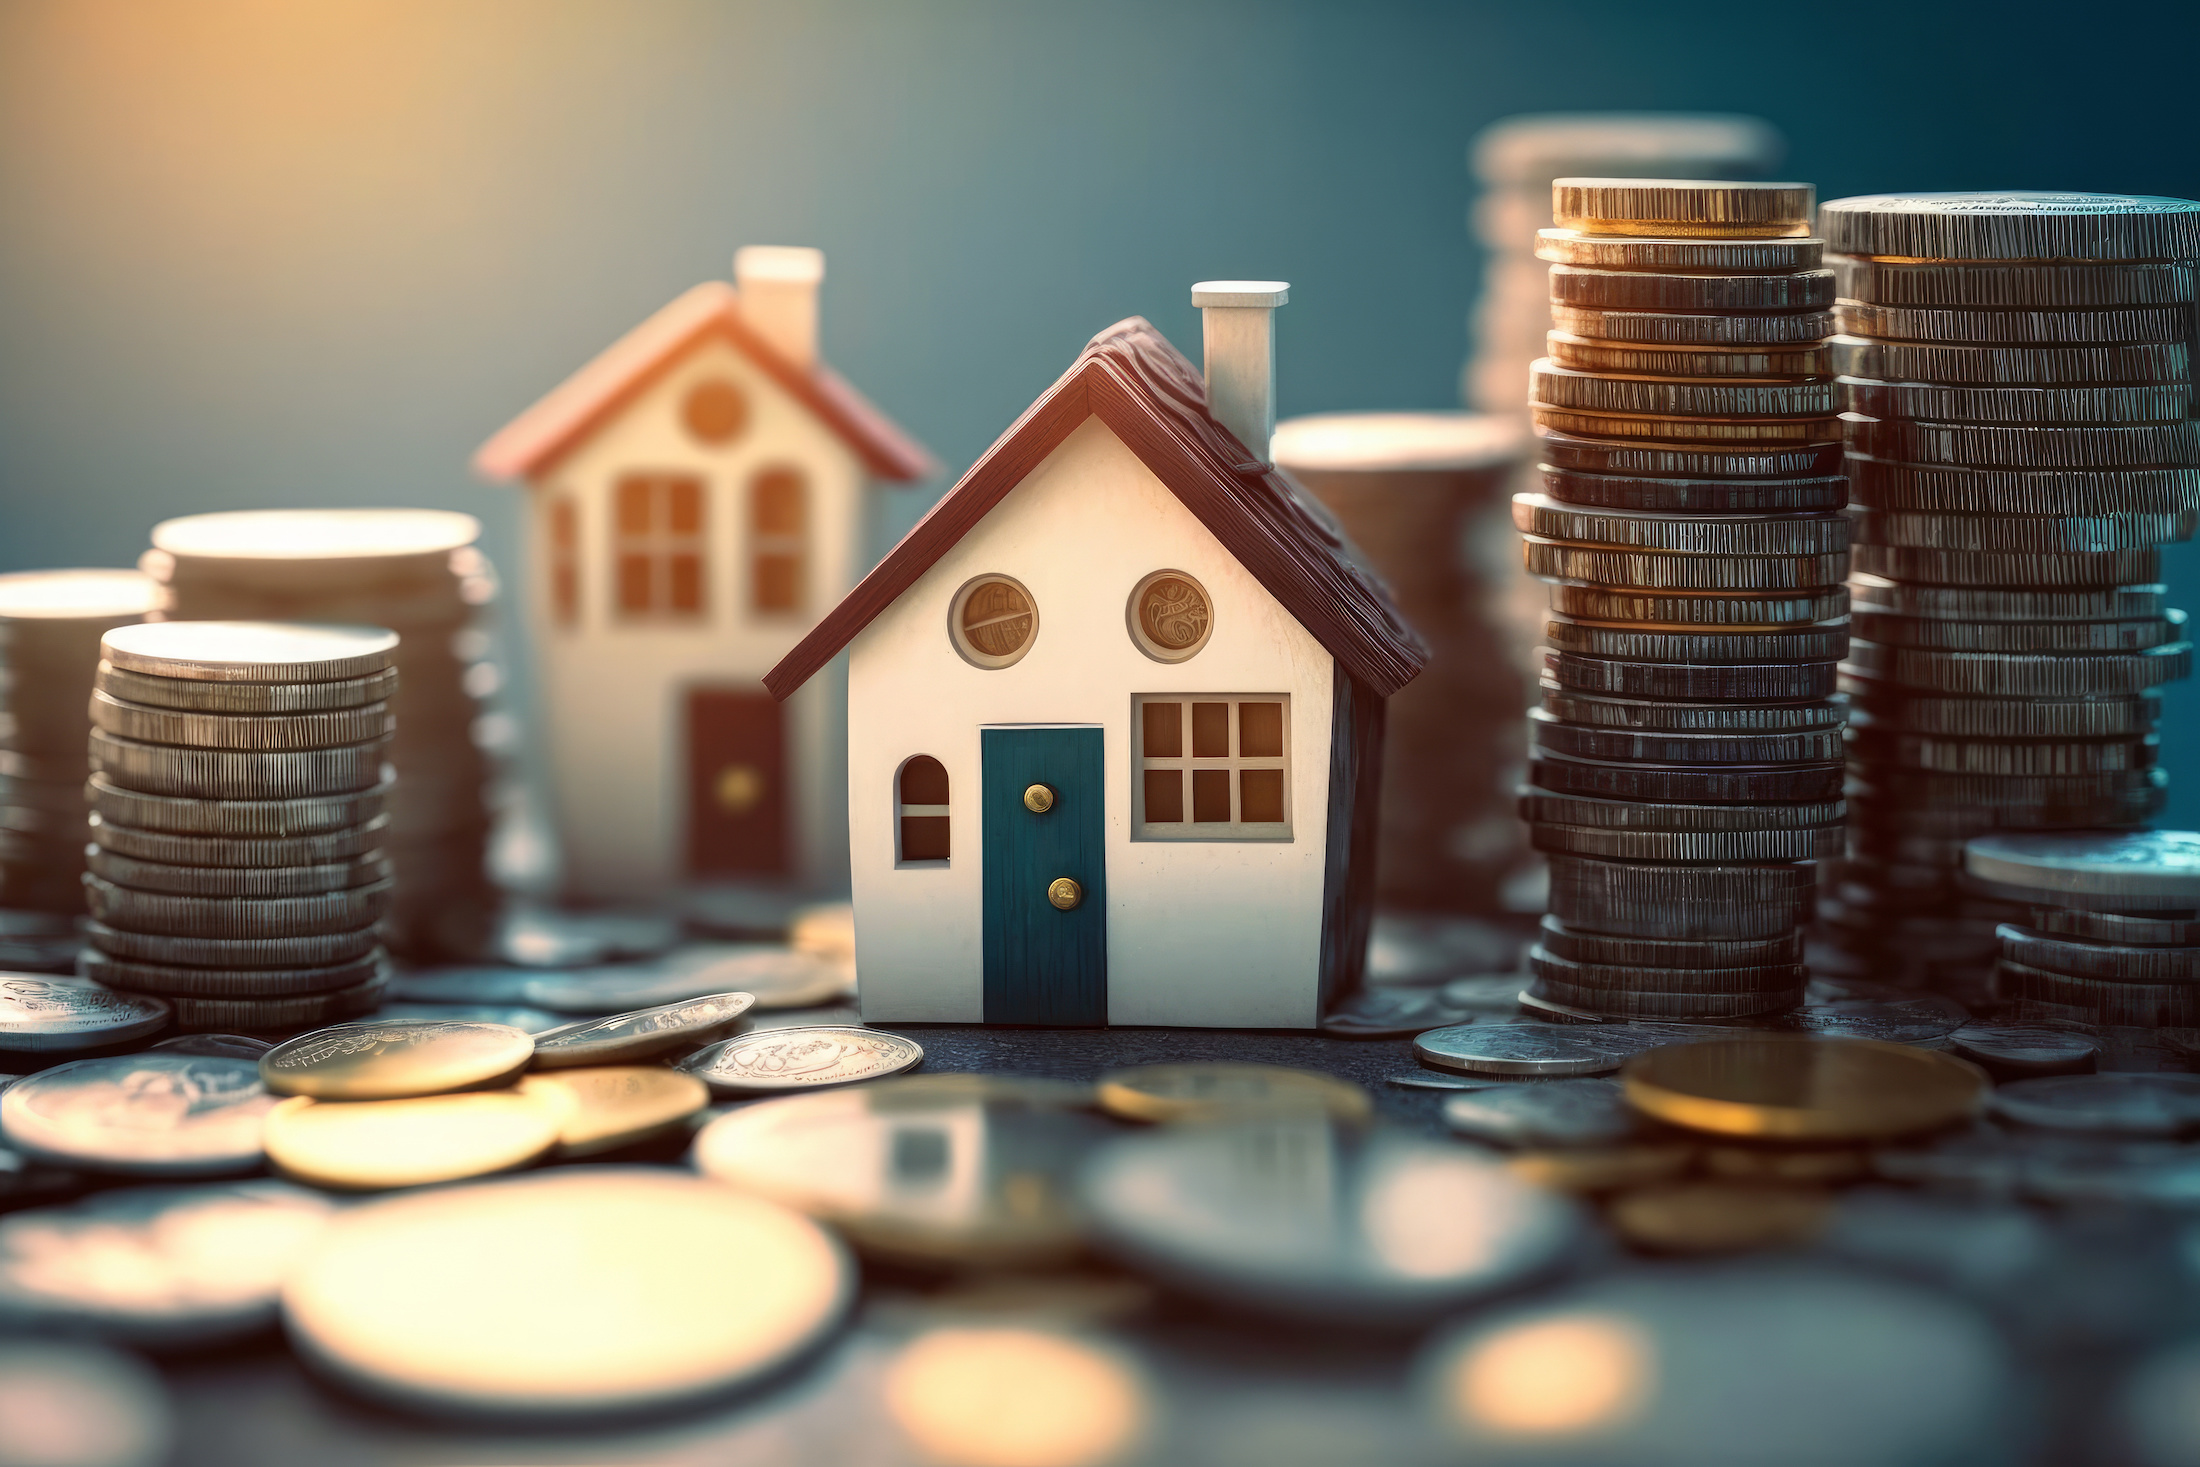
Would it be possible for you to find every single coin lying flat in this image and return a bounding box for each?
[518,1068,707,1157]
[262,1090,562,1190]
[1442,1079,1640,1149]
[529,991,755,1068]
[259,1020,534,1100]
[0,1054,275,1176]
[1989,1073,2200,1138]
[1094,1063,1372,1124]
[678,1026,922,1096]
[0,976,169,1053]
[1623,1035,1986,1142]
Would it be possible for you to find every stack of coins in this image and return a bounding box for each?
[141,510,503,959]
[80,621,397,1033]
[1515,178,1850,1022]
[1965,832,2200,1030]
[0,570,164,913]
[1821,193,2200,994]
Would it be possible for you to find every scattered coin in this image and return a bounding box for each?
[1623,1036,1986,1141]
[517,1067,707,1156]
[365,1003,568,1034]
[1415,1022,1685,1078]
[0,1054,275,1176]
[259,1020,534,1100]
[1096,1063,1372,1124]
[677,1026,923,1096]
[1506,1143,1697,1194]
[280,1168,853,1417]
[146,1034,273,1061]
[1966,830,2200,908]
[1442,1078,1639,1148]
[0,1338,172,1467]
[1388,1071,1506,1092]
[1609,1181,1832,1254]
[0,977,169,1053]
[882,1326,1152,1467]
[529,991,756,1068]
[262,1089,562,1190]
[1989,1074,2200,1138]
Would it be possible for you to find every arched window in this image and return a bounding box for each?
[749,467,806,614]
[897,756,949,862]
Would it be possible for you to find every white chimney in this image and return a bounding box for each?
[734,246,826,368]
[1191,280,1289,462]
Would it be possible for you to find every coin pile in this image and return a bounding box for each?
[79,621,398,1033]
[142,510,504,959]
[1515,178,1848,1022]
[0,569,163,913]
[1822,193,2200,993]
[1965,831,2200,1029]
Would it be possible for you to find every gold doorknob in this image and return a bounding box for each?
[1046,877,1081,910]
[1023,784,1056,814]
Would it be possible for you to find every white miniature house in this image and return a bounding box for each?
[476,248,934,901]
[768,285,1426,1028]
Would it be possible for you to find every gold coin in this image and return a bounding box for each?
[1607,1181,1830,1254]
[281,1168,852,1417]
[1531,405,1841,445]
[1622,1035,1985,1142]
[1702,1143,1868,1184]
[518,1067,708,1157]
[259,1020,533,1100]
[1506,1144,1697,1194]
[1093,1062,1372,1125]
[883,1326,1152,1467]
[692,1074,1104,1267]
[1552,180,1815,238]
[262,1089,561,1190]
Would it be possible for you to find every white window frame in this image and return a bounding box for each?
[1131,693,1291,842]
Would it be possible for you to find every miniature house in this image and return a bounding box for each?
[767,284,1426,1028]
[475,248,934,901]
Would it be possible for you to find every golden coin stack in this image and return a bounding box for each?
[1515,178,1849,1022]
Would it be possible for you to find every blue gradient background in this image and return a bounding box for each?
[4,0,2198,817]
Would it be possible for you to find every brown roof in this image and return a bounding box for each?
[766,317,1427,700]
[472,281,936,484]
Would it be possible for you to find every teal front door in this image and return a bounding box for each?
[982,726,1107,1025]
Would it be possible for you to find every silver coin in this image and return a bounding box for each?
[0,1054,273,1175]
[1541,616,1851,666]
[99,621,398,684]
[1774,996,1969,1046]
[1852,507,2196,555]
[0,976,169,1053]
[87,689,393,752]
[85,920,381,970]
[1946,1023,2098,1077]
[1524,537,1850,592]
[1543,651,1840,704]
[1536,685,1848,734]
[1841,375,2190,427]
[1538,915,1801,969]
[82,946,383,999]
[1389,1070,1508,1091]
[84,847,391,899]
[366,1003,568,1034]
[2030,907,2200,947]
[676,1026,922,1095]
[1991,960,2200,1026]
[1845,639,2191,698]
[96,658,399,714]
[531,991,757,1067]
[1529,945,1803,996]
[1851,610,2179,655]
[1847,574,2170,622]
[1521,787,1846,837]
[1531,707,1846,764]
[1414,1021,1675,1077]
[147,1033,273,1061]
[89,728,388,801]
[1545,581,1850,625]
[1531,821,1843,864]
[1845,684,2159,741]
[1966,830,2200,905]
[0,1180,335,1344]
[1847,458,2200,517]
[1829,253,2196,308]
[1998,924,2199,983]
[1538,465,1848,515]
[1442,1078,1639,1147]
[259,1019,532,1099]
[1538,428,1844,480]
[1819,190,2200,262]
[1829,333,2190,386]
[1529,360,1839,418]
[1514,494,1851,557]
[1318,986,1477,1039]
[85,768,392,838]
[87,810,391,868]
[1845,414,2200,472]
[84,874,394,939]
[1837,300,2189,346]
[1851,542,2158,588]
[1081,1115,1582,1324]
[1991,1074,2200,1137]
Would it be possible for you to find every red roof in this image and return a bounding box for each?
[766,317,1427,701]
[472,281,936,484]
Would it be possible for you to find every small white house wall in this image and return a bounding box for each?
[847,415,1336,1028]
[528,334,864,900]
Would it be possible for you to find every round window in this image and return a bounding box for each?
[1127,570,1213,662]
[682,378,750,444]
[949,576,1039,669]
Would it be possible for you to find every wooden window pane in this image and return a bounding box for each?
[1192,768,1231,823]
[617,554,653,612]
[901,815,950,862]
[751,470,805,533]
[1239,701,1283,758]
[1142,701,1181,758]
[667,477,703,535]
[899,755,949,806]
[616,477,654,535]
[669,553,703,612]
[1240,769,1285,823]
[754,554,800,611]
[552,563,578,624]
[550,497,577,550]
[1144,768,1183,823]
[1192,702,1230,758]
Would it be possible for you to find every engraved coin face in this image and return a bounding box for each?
[677,1026,923,1095]
[281,1169,852,1417]
[1131,571,1211,658]
[0,1055,276,1176]
[530,992,756,1068]
[1414,1022,1688,1078]
[0,977,170,1053]
[960,579,1035,657]
[259,1021,534,1100]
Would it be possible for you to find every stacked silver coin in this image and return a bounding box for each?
[1515,179,1849,1022]
[1822,193,2200,996]
[0,570,164,913]
[1964,831,2200,1029]
[79,621,397,1033]
[141,510,503,959]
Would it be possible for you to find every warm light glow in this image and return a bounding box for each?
[1451,1313,1654,1436]
[1358,1152,1540,1278]
[885,1328,1149,1467]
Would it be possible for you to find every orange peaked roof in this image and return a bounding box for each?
[472,280,937,484]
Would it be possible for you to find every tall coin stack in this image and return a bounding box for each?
[1515,178,1850,1022]
[1820,193,2200,1001]
[142,510,503,959]
[80,621,397,1033]
[0,570,163,914]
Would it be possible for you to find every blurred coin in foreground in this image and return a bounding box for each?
[262,1090,561,1190]
[0,1054,274,1176]
[692,1075,1103,1267]
[677,1025,922,1096]
[1989,1074,2200,1138]
[1095,1062,1372,1125]
[282,1168,851,1418]
[0,977,169,1053]
[0,1338,171,1467]
[884,1326,1151,1467]
[259,1020,533,1100]
[1608,1182,1830,1254]
[1623,1036,1985,1141]
[0,1180,335,1344]
[1082,1115,1582,1325]
[529,991,755,1068]
[1443,1079,1640,1148]
[1947,1024,2098,1078]
[517,1067,706,1157]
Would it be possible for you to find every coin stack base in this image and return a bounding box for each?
[80,622,399,1033]
[1519,179,1846,1021]
[1822,192,2200,993]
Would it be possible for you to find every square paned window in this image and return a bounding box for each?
[611,472,709,621]
[1133,695,1290,841]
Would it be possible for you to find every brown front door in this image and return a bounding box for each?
[686,686,787,875]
